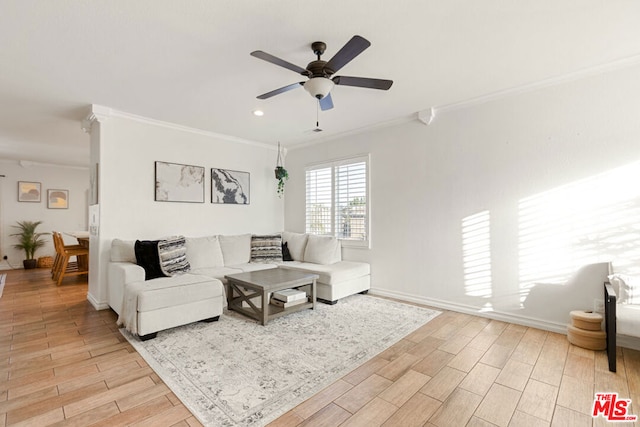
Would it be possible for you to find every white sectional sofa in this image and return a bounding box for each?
[108,232,370,340]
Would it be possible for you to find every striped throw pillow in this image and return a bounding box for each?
[158,236,190,276]
[250,234,283,263]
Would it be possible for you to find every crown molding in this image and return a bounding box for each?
[0,158,88,170]
[81,105,112,133]
[85,104,277,151]
[436,53,640,114]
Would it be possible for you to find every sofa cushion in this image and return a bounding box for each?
[111,239,136,263]
[250,234,282,263]
[279,261,369,285]
[282,231,308,261]
[134,240,166,280]
[219,234,252,265]
[617,304,640,337]
[136,274,224,312]
[227,263,278,273]
[303,234,341,265]
[186,236,224,269]
[158,236,190,276]
[191,266,244,281]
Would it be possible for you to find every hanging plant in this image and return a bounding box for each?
[274,142,289,198]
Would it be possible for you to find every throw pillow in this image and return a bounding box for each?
[282,231,308,261]
[282,241,293,261]
[185,235,225,269]
[303,234,341,265]
[219,234,252,265]
[158,236,190,276]
[110,239,136,263]
[250,234,283,263]
[134,240,166,280]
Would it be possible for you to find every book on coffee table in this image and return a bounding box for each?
[272,288,307,303]
[270,296,308,308]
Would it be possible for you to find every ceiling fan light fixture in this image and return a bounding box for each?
[303,77,334,100]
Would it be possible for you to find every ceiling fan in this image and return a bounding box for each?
[250,35,393,111]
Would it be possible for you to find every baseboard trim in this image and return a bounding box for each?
[370,288,569,334]
[87,292,110,311]
[369,288,640,350]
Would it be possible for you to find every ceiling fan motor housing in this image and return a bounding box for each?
[304,50,335,100]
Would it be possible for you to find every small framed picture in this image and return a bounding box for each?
[18,181,41,202]
[47,189,69,209]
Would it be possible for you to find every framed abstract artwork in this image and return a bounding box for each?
[155,161,205,203]
[18,181,41,202]
[211,168,250,204]
[47,189,69,209]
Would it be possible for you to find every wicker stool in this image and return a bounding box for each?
[567,310,605,350]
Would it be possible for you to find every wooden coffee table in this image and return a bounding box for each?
[225,269,319,325]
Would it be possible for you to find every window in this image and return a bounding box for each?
[306,156,369,246]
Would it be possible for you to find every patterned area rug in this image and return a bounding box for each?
[121,294,441,426]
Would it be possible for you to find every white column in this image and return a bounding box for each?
[82,105,111,309]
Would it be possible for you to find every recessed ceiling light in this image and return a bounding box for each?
[253,110,264,117]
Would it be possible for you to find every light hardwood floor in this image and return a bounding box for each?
[1,269,638,426]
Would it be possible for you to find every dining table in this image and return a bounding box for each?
[65,231,90,247]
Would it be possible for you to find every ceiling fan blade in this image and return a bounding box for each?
[333,76,393,90]
[319,93,334,111]
[257,82,304,99]
[250,51,308,75]
[324,35,371,74]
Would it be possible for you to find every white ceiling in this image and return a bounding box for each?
[2,0,640,167]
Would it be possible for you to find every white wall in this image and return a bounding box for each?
[88,112,284,307]
[284,62,640,331]
[0,160,88,268]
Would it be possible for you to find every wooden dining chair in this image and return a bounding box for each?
[50,231,84,279]
[52,231,89,286]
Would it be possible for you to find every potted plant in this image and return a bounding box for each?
[11,220,48,269]
[275,166,289,197]
[274,142,289,197]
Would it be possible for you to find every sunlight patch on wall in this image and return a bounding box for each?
[518,160,640,289]
[462,210,492,297]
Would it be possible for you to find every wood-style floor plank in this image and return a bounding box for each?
[1,268,639,427]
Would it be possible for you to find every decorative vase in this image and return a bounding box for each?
[23,259,37,269]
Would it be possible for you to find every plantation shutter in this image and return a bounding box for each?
[305,167,332,235]
[305,155,369,246]
[335,161,367,241]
